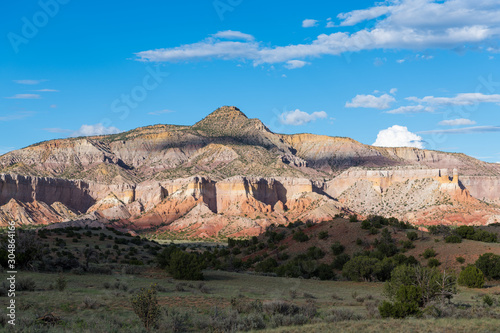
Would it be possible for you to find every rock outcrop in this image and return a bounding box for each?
[0,106,499,236]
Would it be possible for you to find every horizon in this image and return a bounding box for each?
[2,0,500,163]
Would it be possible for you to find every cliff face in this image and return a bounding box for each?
[1,106,499,236]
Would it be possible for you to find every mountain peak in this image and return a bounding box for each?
[205,106,248,120]
[193,106,249,131]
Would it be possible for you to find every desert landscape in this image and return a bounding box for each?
[2,0,500,332]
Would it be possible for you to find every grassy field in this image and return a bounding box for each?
[1,268,500,332]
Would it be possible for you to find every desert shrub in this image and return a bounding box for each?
[428,258,441,268]
[332,254,351,270]
[315,263,336,281]
[255,258,278,273]
[445,235,462,243]
[307,246,325,259]
[380,265,457,318]
[87,265,112,275]
[131,284,161,331]
[331,242,345,255]
[406,231,418,241]
[160,307,190,332]
[369,227,379,235]
[17,277,36,291]
[483,295,494,307]
[356,238,363,246]
[458,266,485,288]
[292,231,309,242]
[349,214,358,222]
[456,256,465,264]
[318,231,328,240]
[56,274,67,291]
[422,248,437,259]
[342,256,380,282]
[475,253,500,280]
[400,240,415,250]
[325,308,362,322]
[361,220,371,230]
[454,226,498,243]
[82,296,99,309]
[385,265,456,307]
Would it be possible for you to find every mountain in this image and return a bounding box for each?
[1,106,499,238]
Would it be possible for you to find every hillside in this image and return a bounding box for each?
[1,106,500,235]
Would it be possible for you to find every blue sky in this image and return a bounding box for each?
[1,0,500,163]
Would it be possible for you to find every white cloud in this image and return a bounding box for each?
[43,128,72,133]
[13,79,47,85]
[279,109,327,125]
[302,19,318,28]
[439,118,477,126]
[148,109,175,115]
[345,94,395,109]
[0,111,36,121]
[385,105,434,114]
[418,126,500,135]
[72,124,121,137]
[407,93,500,106]
[135,2,500,66]
[284,60,309,69]
[373,125,425,149]
[212,30,254,41]
[397,59,406,63]
[34,89,59,92]
[390,88,398,95]
[4,94,41,99]
[338,5,393,26]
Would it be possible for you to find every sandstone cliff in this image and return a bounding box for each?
[0,106,499,236]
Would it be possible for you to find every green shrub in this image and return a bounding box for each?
[56,274,67,291]
[318,231,328,240]
[292,231,309,243]
[331,242,345,255]
[342,256,380,282]
[475,253,500,280]
[406,231,418,241]
[422,248,437,259]
[307,246,325,259]
[349,214,358,222]
[168,251,205,280]
[444,235,462,243]
[361,220,371,230]
[456,256,465,264]
[458,266,484,288]
[332,254,350,270]
[428,258,441,268]
[131,284,161,331]
[255,258,278,273]
[483,295,494,307]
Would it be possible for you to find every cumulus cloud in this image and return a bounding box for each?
[135,2,500,65]
[418,126,500,135]
[390,88,398,95]
[373,125,425,149]
[279,109,327,125]
[385,105,434,114]
[302,19,318,28]
[72,124,121,137]
[284,60,309,69]
[4,94,41,99]
[13,79,47,85]
[212,30,254,41]
[439,118,477,126]
[345,94,395,109]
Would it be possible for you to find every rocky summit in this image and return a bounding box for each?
[1,106,500,238]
